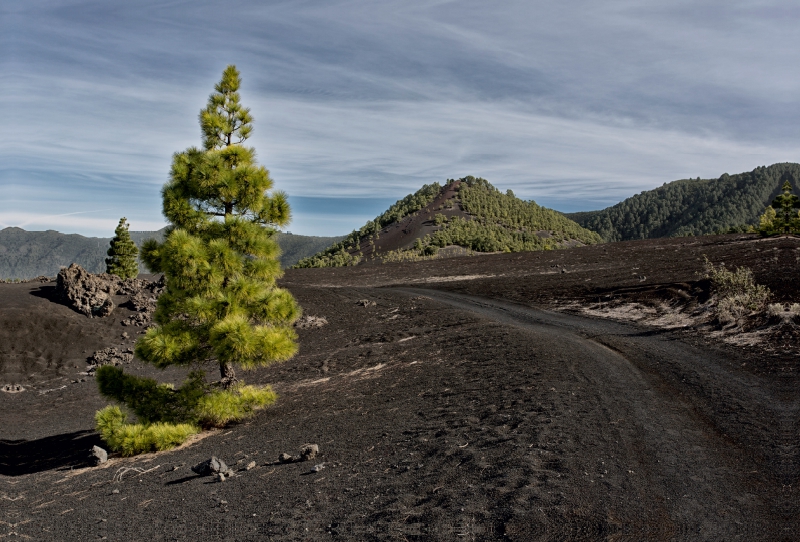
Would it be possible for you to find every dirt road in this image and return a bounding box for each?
[391,287,796,539]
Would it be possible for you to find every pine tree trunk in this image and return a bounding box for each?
[219,362,238,389]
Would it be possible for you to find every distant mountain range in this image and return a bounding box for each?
[295,176,602,267]
[566,162,799,241]
[0,227,343,279]
[7,163,792,278]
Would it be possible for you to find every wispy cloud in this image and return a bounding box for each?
[3,0,800,236]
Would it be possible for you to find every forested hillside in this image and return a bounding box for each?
[296,177,602,268]
[0,228,342,279]
[567,163,799,241]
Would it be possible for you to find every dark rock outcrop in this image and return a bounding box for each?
[56,264,121,317]
[191,456,232,477]
[85,347,134,374]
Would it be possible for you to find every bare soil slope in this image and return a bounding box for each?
[1,234,797,540]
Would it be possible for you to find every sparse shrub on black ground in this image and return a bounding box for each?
[704,256,770,327]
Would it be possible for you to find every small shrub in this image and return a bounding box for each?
[196,384,277,427]
[95,406,198,456]
[704,256,770,326]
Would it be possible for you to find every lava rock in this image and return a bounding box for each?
[85,347,134,374]
[278,453,294,464]
[299,444,320,461]
[191,456,232,477]
[294,315,329,329]
[56,264,121,317]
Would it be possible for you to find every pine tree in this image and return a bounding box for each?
[758,180,800,235]
[94,66,300,456]
[139,64,300,387]
[105,217,139,279]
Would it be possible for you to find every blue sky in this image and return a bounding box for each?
[3,1,800,237]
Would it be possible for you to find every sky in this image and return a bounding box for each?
[3,1,800,237]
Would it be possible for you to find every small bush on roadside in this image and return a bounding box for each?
[704,256,770,326]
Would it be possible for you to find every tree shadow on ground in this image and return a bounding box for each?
[0,430,103,476]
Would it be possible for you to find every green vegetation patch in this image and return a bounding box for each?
[569,163,800,241]
[296,177,600,268]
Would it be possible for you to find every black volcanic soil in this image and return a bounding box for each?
[1,234,798,541]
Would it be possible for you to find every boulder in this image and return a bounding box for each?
[191,456,232,477]
[56,264,121,317]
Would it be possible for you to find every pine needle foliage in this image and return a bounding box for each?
[96,366,208,424]
[95,406,199,456]
[138,64,300,385]
[195,384,278,427]
[105,217,139,279]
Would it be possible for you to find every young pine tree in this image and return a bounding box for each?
[94,66,299,456]
[139,65,300,388]
[759,180,800,235]
[105,217,139,279]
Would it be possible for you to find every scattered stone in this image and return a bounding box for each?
[216,472,226,482]
[122,313,151,327]
[56,263,121,317]
[356,299,376,307]
[294,315,329,329]
[245,461,257,471]
[191,456,232,477]
[1,384,24,393]
[299,444,320,462]
[310,463,325,473]
[91,445,108,465]
[85,347,134,374]
[111,489,119,494]
[121,332,129,339]
[278,453,294,464]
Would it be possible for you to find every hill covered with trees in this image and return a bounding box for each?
[0,227,342,279]
[567,163,800,241]
[295,177,602,268]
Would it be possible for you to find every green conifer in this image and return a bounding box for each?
[95,66,298,455]
[138,64,300,387]
[105,217,139,279]
[758,180,800,235]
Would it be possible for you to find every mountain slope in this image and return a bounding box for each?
[0,228,343,279]
[296,177,602,268]
[567,163,799,241]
